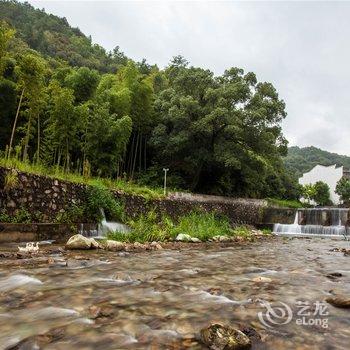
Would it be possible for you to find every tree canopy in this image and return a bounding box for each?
[0,1,299,199]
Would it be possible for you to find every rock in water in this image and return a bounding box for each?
[90,238,100,249]
[105,240,125,251]
[326,296,350,308]
[200,324,251,350]
[66,234,96,250]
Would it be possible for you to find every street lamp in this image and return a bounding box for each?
[163,168,169,196]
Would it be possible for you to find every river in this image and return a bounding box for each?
[0,237,349,349]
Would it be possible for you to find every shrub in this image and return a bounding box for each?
[54,204,84,223]
[84,185,124,222]
[4,169,18,191]
[335,177,350,203]
[0,207,32,223]
[313,181,331,206]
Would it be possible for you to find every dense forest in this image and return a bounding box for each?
[284,146,350,178]
[0,0,300,199]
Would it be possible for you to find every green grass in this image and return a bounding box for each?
[262,228,272,235]
[107,210,255,243]
[169,211,233,241]
[266,198,307,209]
[0,157,164,200]
[3,169,19,191]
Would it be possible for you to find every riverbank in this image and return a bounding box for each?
[0,237,349,349]
[0,233,271,268]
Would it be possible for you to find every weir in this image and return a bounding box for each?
[273,208,350,238]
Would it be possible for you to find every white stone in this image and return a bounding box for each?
[66,234,94,250]
[175,233,192,242]
[175,233,201,242]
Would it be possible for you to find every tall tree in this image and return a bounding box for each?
[9,52,46,159]
[65,67,100,103]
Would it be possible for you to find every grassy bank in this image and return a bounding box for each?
[266,198,308,209]
[0,157,164,200]
[107,211,269,243]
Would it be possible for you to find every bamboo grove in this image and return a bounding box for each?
[0,1,300,199]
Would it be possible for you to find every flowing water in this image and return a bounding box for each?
[274,208,350,237]
[0,238,349,349]
[79,209,131,238]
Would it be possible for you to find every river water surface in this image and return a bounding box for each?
[0,238,349,349]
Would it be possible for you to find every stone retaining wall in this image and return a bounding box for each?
[0,166,295,241]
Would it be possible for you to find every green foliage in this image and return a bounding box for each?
[267,198,306,209]
[284,146,350,178]
[0,1,125,72]
[108,210,252,243]
[0,79,17,149]
[0,0,299,203]
[301,184,317,204]
[0,156,164,199]
[85,104,132,177]
[262,228,272,235]
[54,204,84,224]
[3,168,18,191]
[335,177,350,203]
[169,211,233,241]
[232,226,251,237]
[0,207,31,223]
[150,60,290,198]
[109,210,171,243]
[299,182,331,206]
[85,185,124,222]
[0,20,15,74]
[313,181,331,206]
[65,67,99,103]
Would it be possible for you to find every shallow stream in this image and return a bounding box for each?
[0,238,349,349]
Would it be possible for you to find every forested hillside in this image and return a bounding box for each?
[284,146,350,177]
[0,0,131,72]
[0,0,299,199]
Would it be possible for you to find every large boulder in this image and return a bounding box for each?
[66,234,98,250]
[200,324,251,350]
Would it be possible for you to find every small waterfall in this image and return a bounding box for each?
[97,209,130,237]
[78,210,130,238]
[273,208,349,238]
[79,223,99,238]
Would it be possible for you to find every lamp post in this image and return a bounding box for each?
[163,168,169,196]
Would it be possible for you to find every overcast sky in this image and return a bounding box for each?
[24,0,350,155]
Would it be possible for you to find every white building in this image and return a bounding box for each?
[299,164,349,205]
